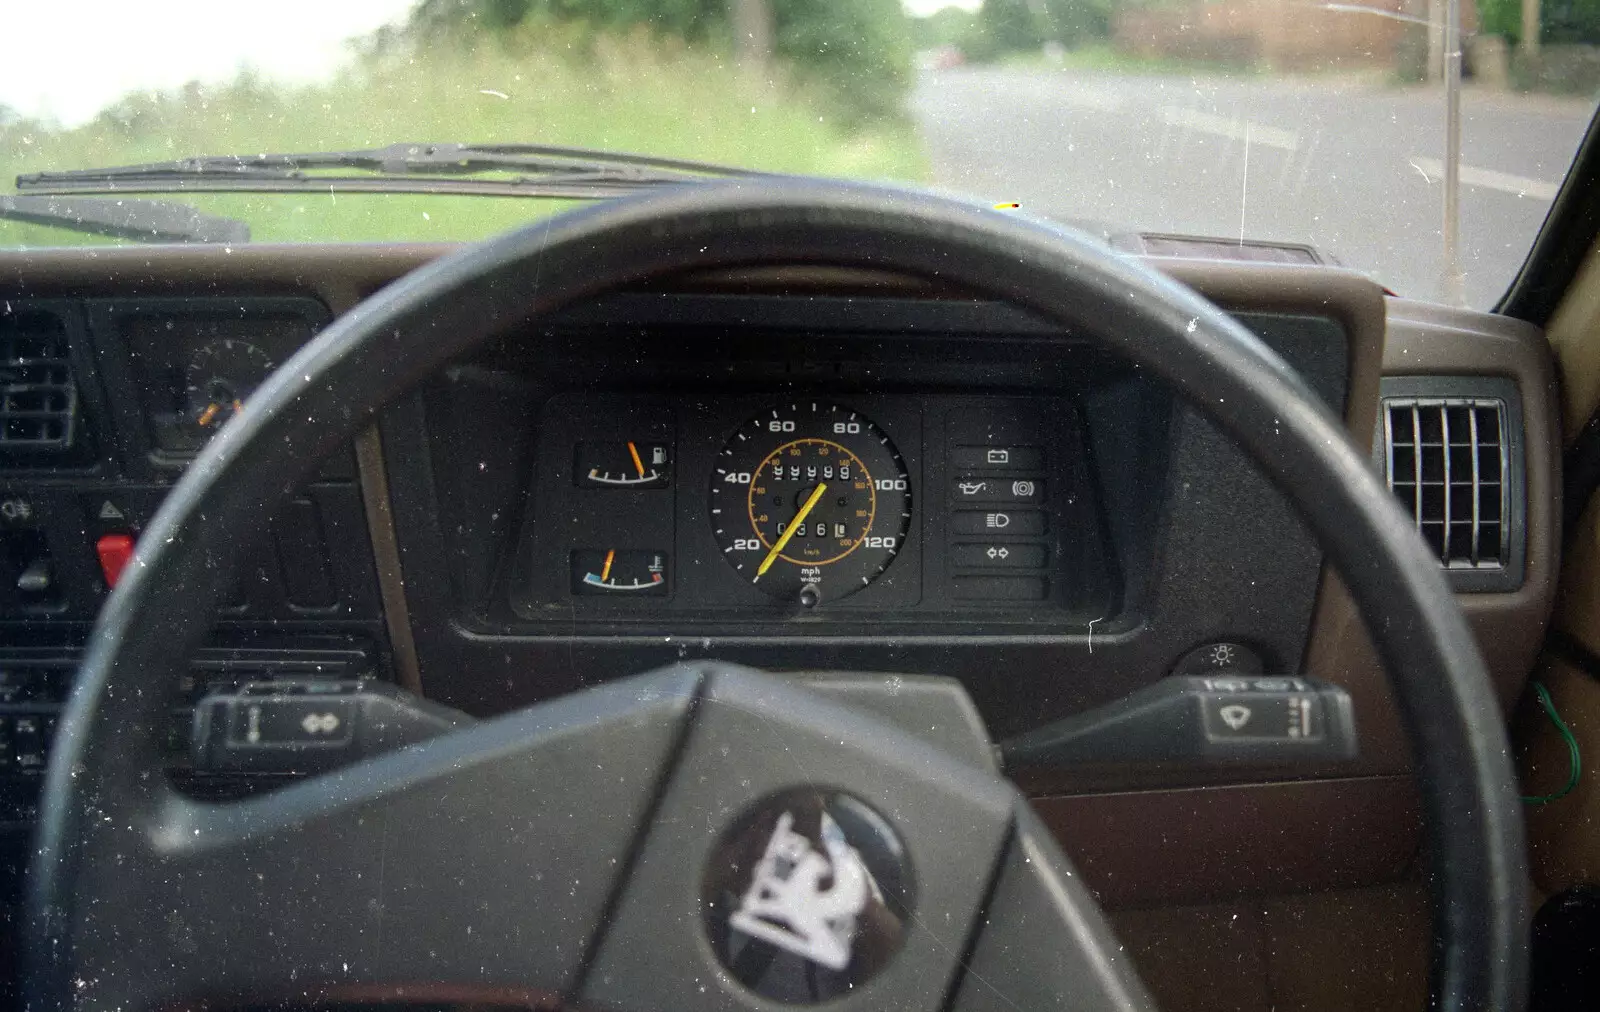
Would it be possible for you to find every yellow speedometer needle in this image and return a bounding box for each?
[757,482,827,578]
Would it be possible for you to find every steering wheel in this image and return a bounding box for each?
[26,180,1527,1012]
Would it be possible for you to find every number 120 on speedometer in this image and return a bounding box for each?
[711,403,911,605]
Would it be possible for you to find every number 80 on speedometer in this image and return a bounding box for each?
[711,403,912,605]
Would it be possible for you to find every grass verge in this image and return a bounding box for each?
[0,25,927,247]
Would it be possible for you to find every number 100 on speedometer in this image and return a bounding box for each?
[711,403,911,605]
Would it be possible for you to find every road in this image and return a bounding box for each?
[910,67,1593,308]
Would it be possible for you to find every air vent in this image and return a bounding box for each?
[0,310,77,453]
[1378,376,1524,591]
[1384,398,1506,567]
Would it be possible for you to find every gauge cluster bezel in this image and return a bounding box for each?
[506,389,1117,627]
[388,289,1352,731]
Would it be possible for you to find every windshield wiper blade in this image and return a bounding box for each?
[0,194,250,243]
[16,142,768,200]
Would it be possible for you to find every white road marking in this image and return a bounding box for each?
[1161,106,1299,152]
[1408,156,1559,200]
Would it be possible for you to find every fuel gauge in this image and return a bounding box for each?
[186,338,276,433]
[571,549,669,596]
[576,441,670,489]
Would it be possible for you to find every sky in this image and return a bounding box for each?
[1,1,982,127]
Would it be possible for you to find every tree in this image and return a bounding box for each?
[408,0,911,124]
[910,5,980,49]
[731,0,773,71]
[1482,0,1600,45]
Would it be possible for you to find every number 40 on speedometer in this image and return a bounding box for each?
[711,403,911,606]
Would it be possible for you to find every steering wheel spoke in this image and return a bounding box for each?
[952,804,1151,1012]
[55,668,701,1010]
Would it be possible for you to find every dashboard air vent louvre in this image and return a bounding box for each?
[1383,398,1506,569]
[0,310,78,453]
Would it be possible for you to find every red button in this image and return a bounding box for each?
[95,534,135,588]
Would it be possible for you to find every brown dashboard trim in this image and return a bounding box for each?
[1301,298,1561,781]
[354,425,423,695]
[0,243,449,312]
[1033,775,1422,909]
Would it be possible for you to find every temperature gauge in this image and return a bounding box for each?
[575,441,670,489]
[571,549,669,596]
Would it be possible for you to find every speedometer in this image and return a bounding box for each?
[711,403,911,605]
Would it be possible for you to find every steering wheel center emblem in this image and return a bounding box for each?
[729,810,869,970]
[704,789,914,1003]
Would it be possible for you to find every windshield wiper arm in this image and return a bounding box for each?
[0,194,250,243]
[16,142,768,200]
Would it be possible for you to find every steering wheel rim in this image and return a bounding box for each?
[27,179,1527,1011]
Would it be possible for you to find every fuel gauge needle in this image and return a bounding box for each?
[601,549,615,583]
[756,482,827,579]
[627,441,646,478]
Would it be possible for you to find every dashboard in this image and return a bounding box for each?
[0,242,1561,923]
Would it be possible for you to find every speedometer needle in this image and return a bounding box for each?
[757,482,828,578]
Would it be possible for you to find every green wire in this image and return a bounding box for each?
[1522,681,1582,805]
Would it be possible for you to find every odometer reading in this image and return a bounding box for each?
[712,403,911,604]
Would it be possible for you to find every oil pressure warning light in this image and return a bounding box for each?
[571,549,669,596]
[575,441,671,489]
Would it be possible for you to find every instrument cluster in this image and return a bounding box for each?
[508,391,1116,630]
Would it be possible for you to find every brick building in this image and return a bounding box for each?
[1112,0,1480,71]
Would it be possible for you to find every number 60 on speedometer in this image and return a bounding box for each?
[711,403,912,605]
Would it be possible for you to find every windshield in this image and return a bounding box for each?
[1,0,1595,308]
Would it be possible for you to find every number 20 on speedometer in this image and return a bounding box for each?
[711,403,911,605]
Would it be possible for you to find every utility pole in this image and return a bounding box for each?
[731,0,773,76]
[1443,0,1464,305]
[1428,0,1445,80]
[1523,0,1542,57]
